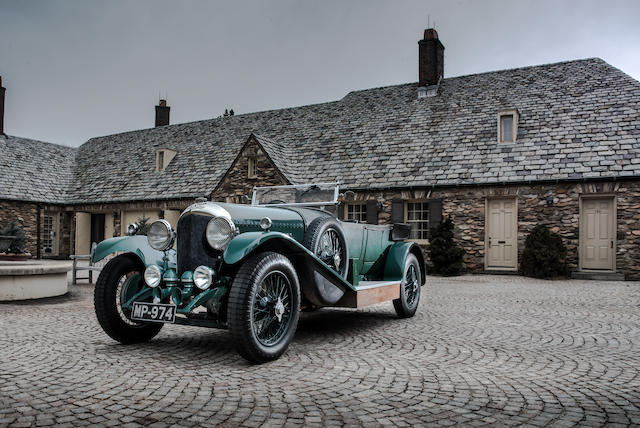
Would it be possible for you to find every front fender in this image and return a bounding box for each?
[91,236,169,267]
[223,231,304,265]
[383,241,426,285]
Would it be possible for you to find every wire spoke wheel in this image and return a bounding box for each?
[94,255,163,344]
[393,253,422,318]
[251,270,293,346]
[404,264,419,308]
[315,228,345,274]
[116,271,144,326]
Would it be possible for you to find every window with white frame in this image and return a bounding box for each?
[405,201,430,241]
[345,203,366,222]
[498,109,519,143]
[247,157,257,178]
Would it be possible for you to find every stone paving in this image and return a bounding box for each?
[1,275,639,427]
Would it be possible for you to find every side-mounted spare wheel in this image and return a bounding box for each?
[393,253,421,318]
[228,252,301,363]
[303,217,349,278]
[94,255,163,344]
[301,216,350,306]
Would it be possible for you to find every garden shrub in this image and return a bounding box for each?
[135,216,151,235]
[520,224,568,278]
[428,216,465,276]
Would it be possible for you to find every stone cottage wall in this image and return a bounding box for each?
[345,179,640,280]
[211,138,288,203]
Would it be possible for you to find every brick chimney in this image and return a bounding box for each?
[418,29,444,87]
[155,99,170,127]
[0,76,6,136]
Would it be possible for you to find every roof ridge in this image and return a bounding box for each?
[5,134,77,151]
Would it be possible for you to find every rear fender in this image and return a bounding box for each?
[383,242,426,285]
[91,236,170,268]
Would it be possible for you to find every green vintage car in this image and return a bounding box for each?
[93,183,425,363]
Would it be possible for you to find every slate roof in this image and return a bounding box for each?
[6,58,640,204]
[0,136,76,203]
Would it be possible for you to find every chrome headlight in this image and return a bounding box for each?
[193,266,216,290]
[144,265,162,288]
[147,220,175,251]
[205,217,235,250]
[126,223,139,236]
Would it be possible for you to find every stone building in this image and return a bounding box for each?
[1,30,639,279]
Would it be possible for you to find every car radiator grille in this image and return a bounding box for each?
[176,213,221,274]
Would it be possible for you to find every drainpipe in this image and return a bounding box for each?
[36,203,41,259]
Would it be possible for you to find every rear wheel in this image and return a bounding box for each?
[94,255,163,344]
[228,252,301,363]
[303,217,349,278]
[393,254,421,318]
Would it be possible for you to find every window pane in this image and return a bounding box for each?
[501,115,513,142]
[405,202,430,240]
[346,203,366,222]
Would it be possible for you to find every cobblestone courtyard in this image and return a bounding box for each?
[1,275,639,427]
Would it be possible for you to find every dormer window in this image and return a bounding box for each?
[498,109,519,143]
[156,148,177,172]
[247,156,257,178]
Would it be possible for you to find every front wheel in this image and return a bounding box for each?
[228,252,301,363]
[393,253,421,318]
[94,255,163,344]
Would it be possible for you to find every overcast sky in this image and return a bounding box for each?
[1,0,639,147]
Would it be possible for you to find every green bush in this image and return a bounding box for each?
[0,221,27,253]
[135,216,151,236]
[428,216,465,276]
[520,224,568,278]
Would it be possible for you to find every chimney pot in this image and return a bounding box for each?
[418,28,445,87]
[155,99,170,127]
[423,29,439,40]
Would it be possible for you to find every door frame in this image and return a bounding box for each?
[484,196,518,271]
[579,194,616,272]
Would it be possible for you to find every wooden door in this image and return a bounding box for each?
[581,198,615,270]
[486,198,517,269]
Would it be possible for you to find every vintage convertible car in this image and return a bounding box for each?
[93,183,425,363]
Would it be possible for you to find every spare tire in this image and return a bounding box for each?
[303,216,349,279]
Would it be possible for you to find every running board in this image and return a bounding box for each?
[336,280,401,308]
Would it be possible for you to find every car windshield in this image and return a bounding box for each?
[252,183,339,207]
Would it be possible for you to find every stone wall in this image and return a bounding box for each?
[210,137,288,203]
[343,179,640,280]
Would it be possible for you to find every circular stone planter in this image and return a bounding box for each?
[0,260,71,301]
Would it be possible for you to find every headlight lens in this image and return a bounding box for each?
[127,223,139,236]
[193,266,215,290]
[147,220,175,251]
[205,217,235,250]
[144,265,162,288]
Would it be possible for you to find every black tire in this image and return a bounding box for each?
[302,216,349,278]
[393,253,421,318]
[94,255,163,344]
[228,252,301,363]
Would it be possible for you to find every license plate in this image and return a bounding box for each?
[131,302,176,323]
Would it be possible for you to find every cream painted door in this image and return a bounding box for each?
[486,198,517,269]
[581,198,614,270]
